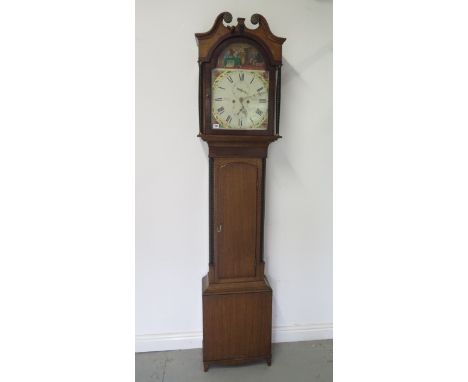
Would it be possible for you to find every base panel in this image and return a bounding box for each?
[203,355,271,372]
[202,275,272,371]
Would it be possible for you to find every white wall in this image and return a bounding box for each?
[136,0,332,352]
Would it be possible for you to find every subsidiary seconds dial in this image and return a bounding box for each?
[211,69,269,130]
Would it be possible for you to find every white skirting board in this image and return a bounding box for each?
[136,323,333,353]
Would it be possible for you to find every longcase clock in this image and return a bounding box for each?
[195,12,285,371]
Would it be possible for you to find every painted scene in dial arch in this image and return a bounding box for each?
[217,42,266,69]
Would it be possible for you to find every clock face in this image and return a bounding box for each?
[211,69,269,130]
[210,41,269,131]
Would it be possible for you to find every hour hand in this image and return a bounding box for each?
[237,106,246,115]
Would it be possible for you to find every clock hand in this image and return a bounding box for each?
[244,91,268,99]
[237,97,249,116]
[237,98,246,115]
[236,87,248,94]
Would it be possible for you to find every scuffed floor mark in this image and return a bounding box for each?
[161,354,168,382]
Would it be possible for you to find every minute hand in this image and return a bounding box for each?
[245,91,268,99]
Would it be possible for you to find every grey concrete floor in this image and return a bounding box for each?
[136,340,332,382]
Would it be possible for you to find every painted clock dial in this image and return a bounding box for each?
[211,42,269,130]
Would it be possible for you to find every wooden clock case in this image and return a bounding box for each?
[195,12,285,371]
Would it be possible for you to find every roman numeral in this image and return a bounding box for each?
[226,115,232,123]
[218,86,225,90]
[217,106,225,114]
[239,72,244,81]
[214,97,223,101]
[239,119,243,127]
[250,75,255,84]
[259,99,267,103]
[257,87,263,93]
[227,75,233,83]
[256,108,263,115]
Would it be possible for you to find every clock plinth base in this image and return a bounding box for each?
[202,275,272,371]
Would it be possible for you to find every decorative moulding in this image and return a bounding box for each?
[195,12,286,64]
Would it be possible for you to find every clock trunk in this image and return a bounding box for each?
[214,158,262,281]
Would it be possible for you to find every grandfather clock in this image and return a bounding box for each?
[195,12,285,371]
